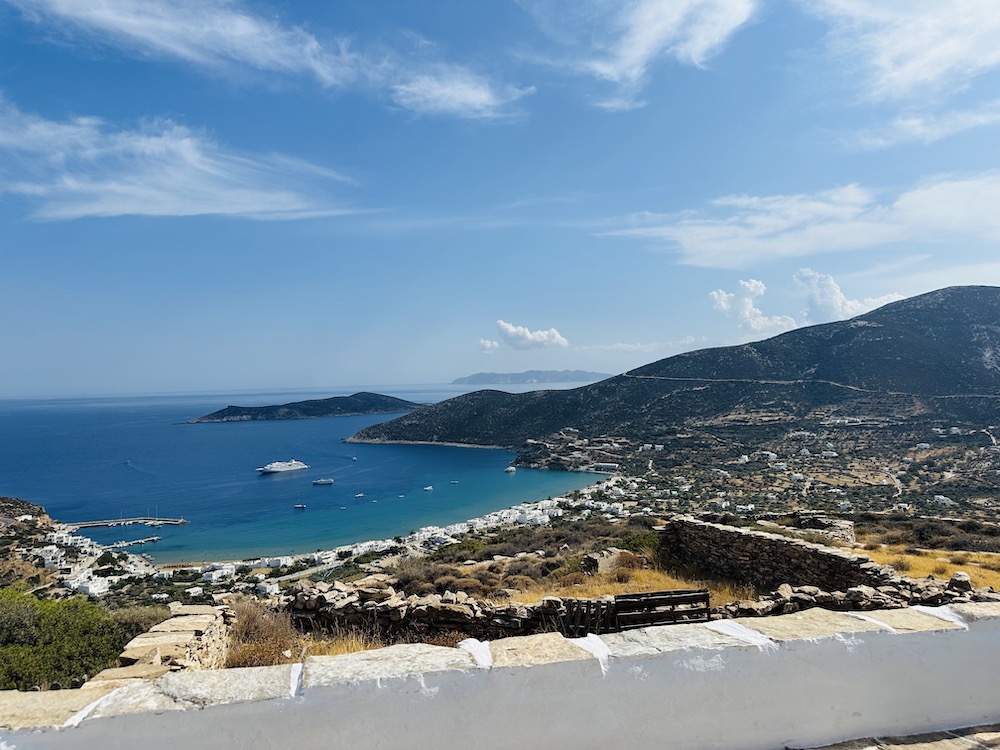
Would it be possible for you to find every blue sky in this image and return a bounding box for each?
[3,1,1000,397]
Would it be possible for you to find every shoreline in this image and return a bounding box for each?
[343,437,509,450]
[146,474,609,571]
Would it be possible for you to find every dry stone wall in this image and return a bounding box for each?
[287,574,568,639]
[659,516,898,592]
[89,603,233,684]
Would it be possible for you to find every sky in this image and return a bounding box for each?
[3,1,1000,398]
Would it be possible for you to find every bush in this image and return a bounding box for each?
[226,599,299,668]
[451,578,486,597]
[110,606,170,641]
[0,588,128,690]
[889,557,911,572]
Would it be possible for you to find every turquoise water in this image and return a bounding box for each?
[0,387,597,562]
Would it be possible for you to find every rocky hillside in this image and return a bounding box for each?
[350,286,1000,447]
[190,392,423,423]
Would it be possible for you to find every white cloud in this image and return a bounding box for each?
[391,67,534,120]
[0,96,353,220]
[709,279,797,334]
[793,269,902,322]
[521,0,755,109]
[9,0,523,119]
[495,320,569,349]
[606,172,1000,267]
[8,0,358,85]
[479,338,500,354]
[853,100,1000,149]
[807,1,1000,101]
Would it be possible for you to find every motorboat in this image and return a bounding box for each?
[312,478,335,485]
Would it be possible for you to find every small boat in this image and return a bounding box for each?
[424,485,433,491]
[352,456,358,462]
[355,492,365,498]
[398,494,405,498]
[505,466,516,473]
[294,504,306,509]
[450,480,459,484]
[312,478,335,485]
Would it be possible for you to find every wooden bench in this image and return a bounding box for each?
[560,589,710,637]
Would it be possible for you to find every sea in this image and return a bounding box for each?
[0,384,599,563]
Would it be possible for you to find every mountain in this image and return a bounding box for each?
[453,370,611,385]
[349,286,1000,447]
[190,392,423,423]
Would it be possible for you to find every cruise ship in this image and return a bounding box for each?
[256,459,308,474]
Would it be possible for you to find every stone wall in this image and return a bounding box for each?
[87,603,232,685]
[659,515,899,591]
[287,574,567,639]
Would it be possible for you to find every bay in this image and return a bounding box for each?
[0,385,597,562]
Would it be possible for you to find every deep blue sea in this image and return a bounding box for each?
[0,385,597,562]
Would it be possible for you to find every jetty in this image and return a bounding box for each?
[65,517,187,530]
[107,536,161,548]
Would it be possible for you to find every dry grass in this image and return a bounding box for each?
[507,568,757,608]
[226,599,384,668]
[863,546,1000,590]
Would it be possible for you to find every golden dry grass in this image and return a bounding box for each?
[226,599,384,668]
[507,568,757,608]
[864,545,1000,590]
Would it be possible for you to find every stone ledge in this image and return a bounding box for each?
[5,602,1000,738]
[158,665,295,706]
[489,631,595,668]
[0,684,118,730]
[599,621,748,658]
[304,643,476,687]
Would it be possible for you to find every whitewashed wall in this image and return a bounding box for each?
[4,603,1000,750]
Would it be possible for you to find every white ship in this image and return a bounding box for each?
[505,466,516,473]
[257,459,308,474]
[312,478,335,485]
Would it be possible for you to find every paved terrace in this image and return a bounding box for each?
[3,603,1000,749]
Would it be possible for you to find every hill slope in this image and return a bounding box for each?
[191,392,422,423]
[350,287,1000,447]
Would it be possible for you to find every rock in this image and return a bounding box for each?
[845,585,877,603]
[776,583,794,600]
[948,571,973,592]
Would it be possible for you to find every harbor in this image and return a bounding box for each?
[65,517,187,530]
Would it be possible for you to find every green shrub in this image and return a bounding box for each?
[0,588,127,691]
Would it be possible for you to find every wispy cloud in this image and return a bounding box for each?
[851,100,1000,149]
[8,0,524,119]
[0,96,354,220]
[605,172,1000,267]
[807,1,1000,102]
[579,336,697,354]
[390,66,533,119]
[709,279,797,334]
[520,0,755,109]
[489,320,570,350]
[794,268,902,322]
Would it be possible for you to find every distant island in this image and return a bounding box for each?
[453,370,611,385]
[190,392,423,423]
